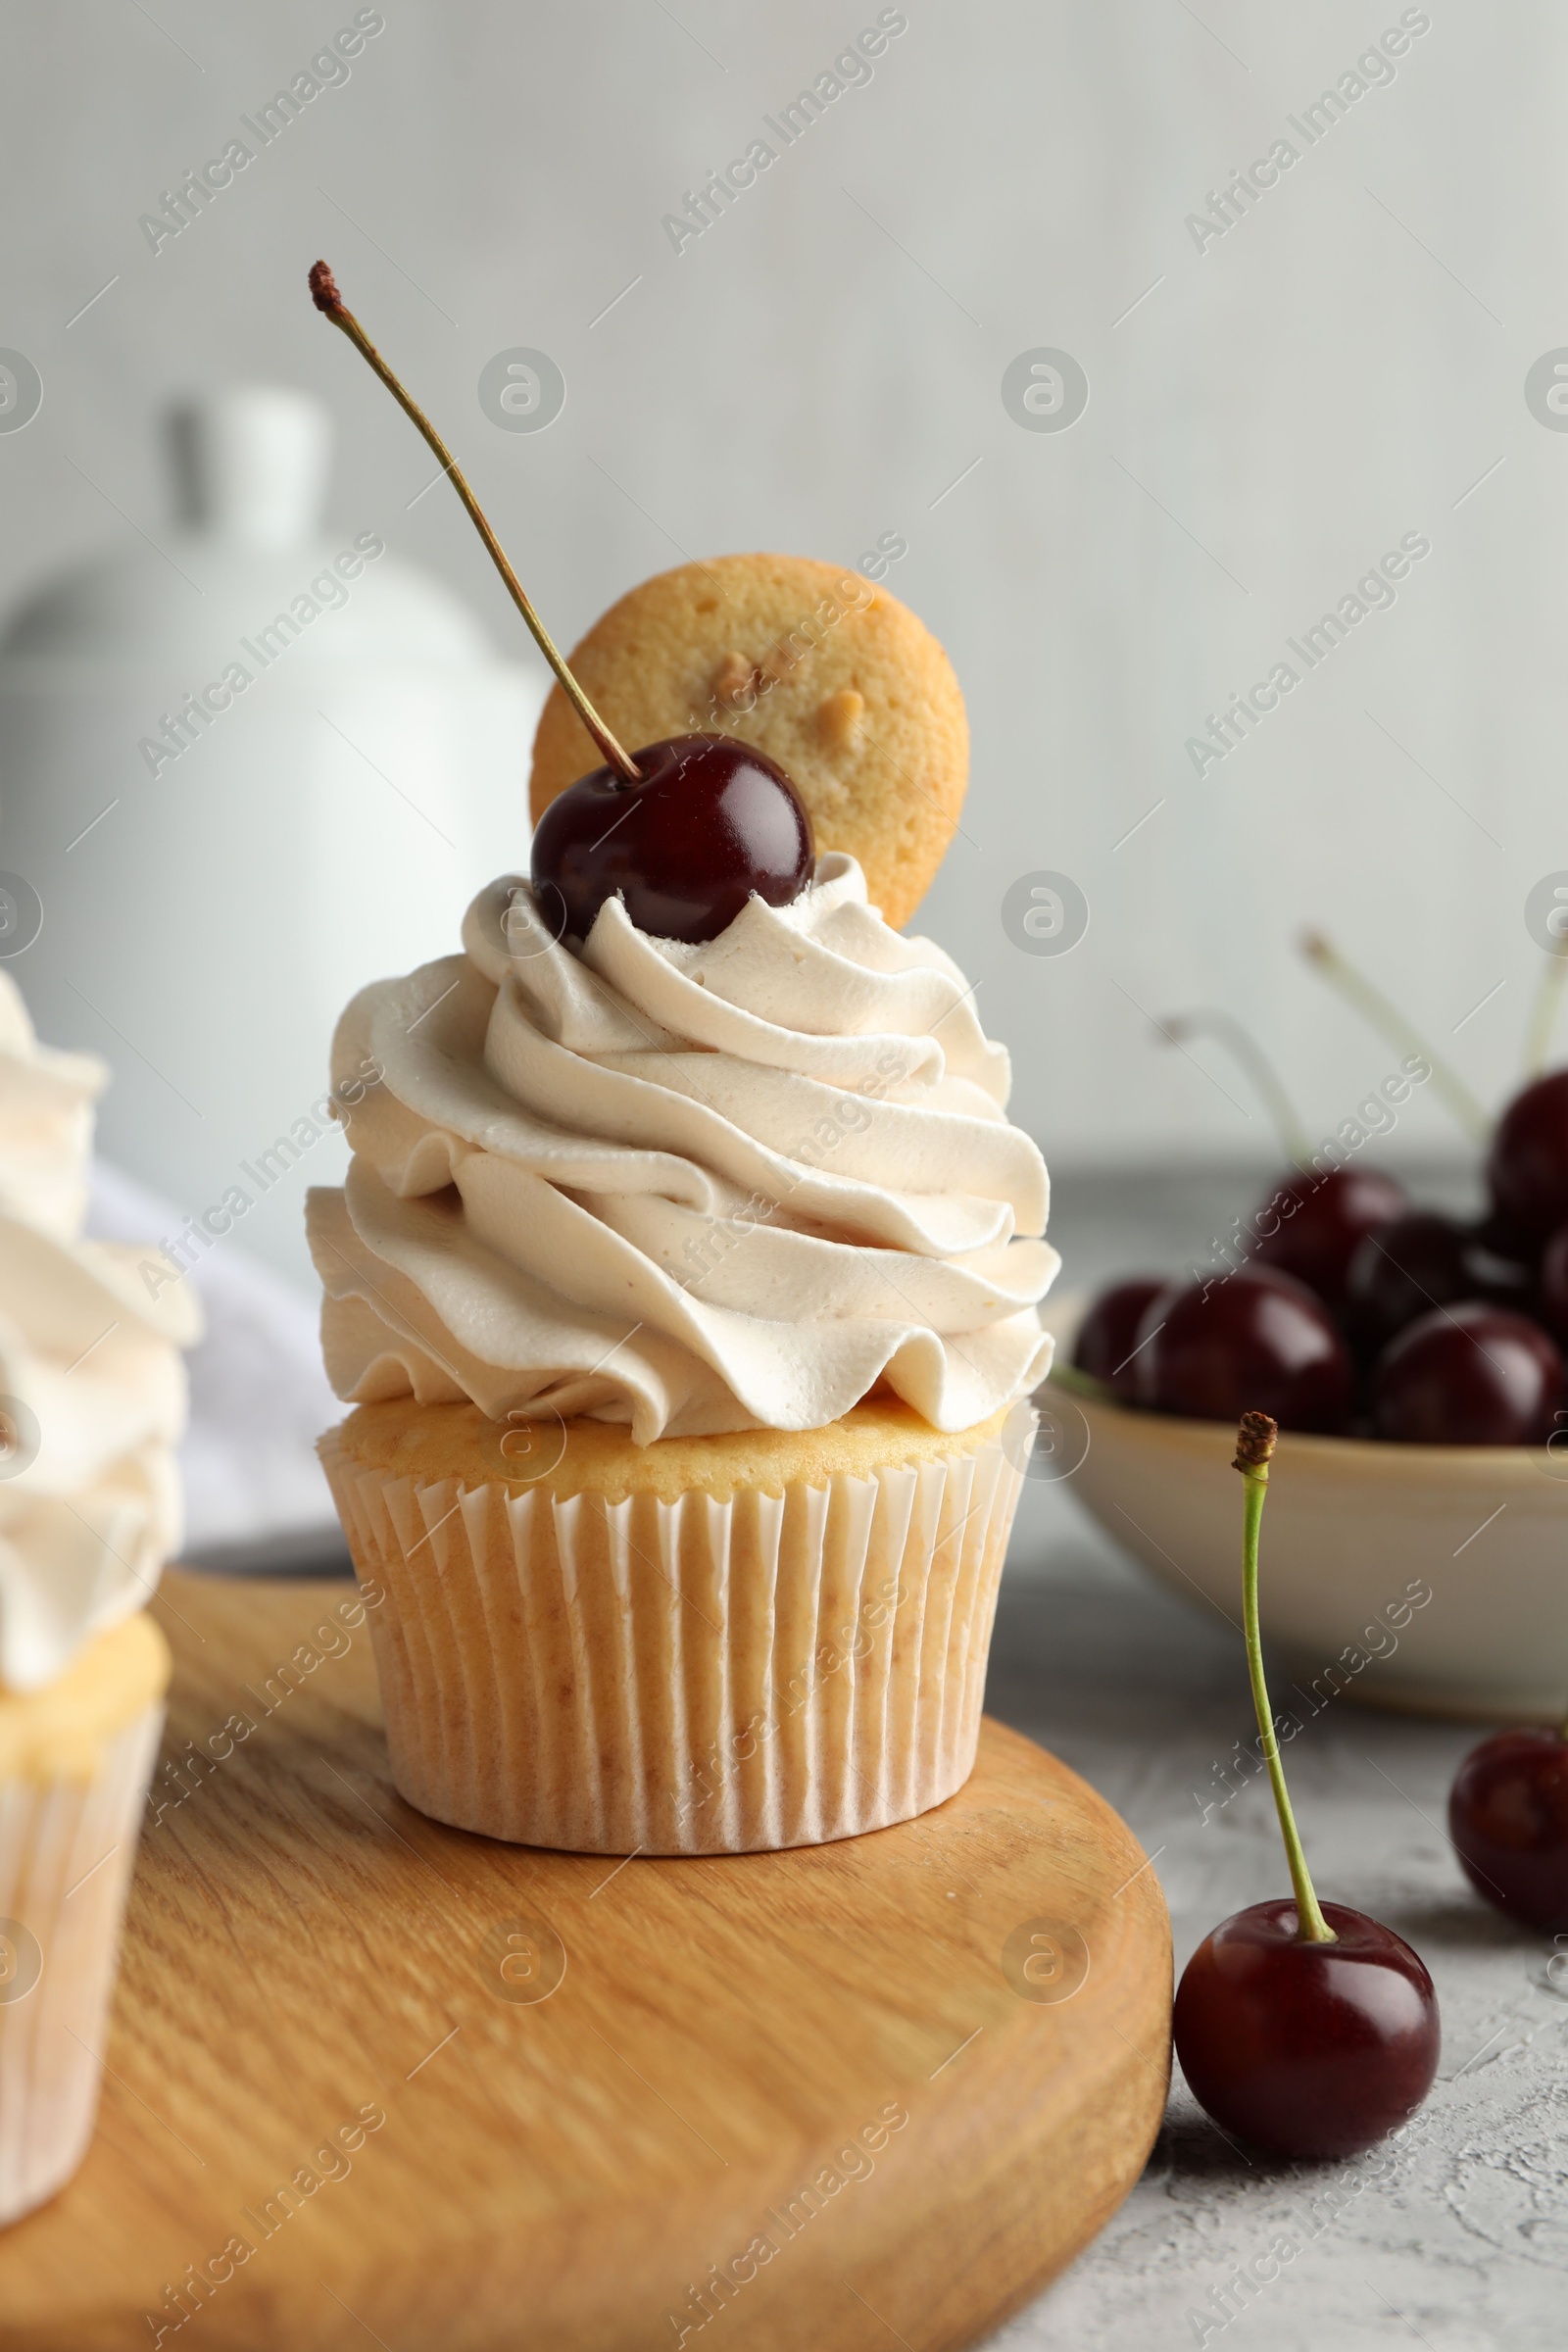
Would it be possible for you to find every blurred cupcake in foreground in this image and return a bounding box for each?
[0,975,199,2225]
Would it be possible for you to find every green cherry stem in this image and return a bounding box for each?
[1157,1008,1313,1168]
[1298,929,1488,1144]
[1523,932,1568,1081]
[1233,1411,1336,1944]
[307,259,641,785]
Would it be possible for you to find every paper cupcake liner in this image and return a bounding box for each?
[0,1700,162,2225]
[320,1402,1034,1854]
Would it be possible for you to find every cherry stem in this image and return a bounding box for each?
[1159,1008,1312,1168]
[1299,930,1488,1144]
[1523,931,1568,1082]
[1234,1412,1337,1944]
[308,260,640,785]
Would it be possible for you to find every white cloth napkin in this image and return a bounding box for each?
[87,1160,343,1564]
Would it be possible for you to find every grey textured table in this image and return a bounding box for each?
[981,1168,1566,2352]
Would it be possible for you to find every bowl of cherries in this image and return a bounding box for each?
[1054,1040,1568,1722]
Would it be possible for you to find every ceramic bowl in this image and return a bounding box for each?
[1046,1377,1568,1722]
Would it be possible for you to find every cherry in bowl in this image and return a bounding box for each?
[1488,1068,1568,1247]
[1133,1267,1352,1434]
[1346,1210,1535,1356]
[1071,1277,1168,1399]
[1539,1221,1568,1344]
[1247,1164,1407,1307]
[1372,1303,1564,1446]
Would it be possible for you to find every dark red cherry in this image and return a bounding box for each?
[530,733,813,946]
[1454,1225,1537,1315]
[1174,1899,1441,2160]
[1488,1069,1568,1245]
[1372,1303,1564,1446]
[1072,1278,1169,1398]
[1472,1202,1541,1264]
[1134,1267,1352,1433]
[1346,1210,1536,1354]
[1448,1730,1568,1933]
[1247,1164,1407,1306]
[1539,1224,1568,1344]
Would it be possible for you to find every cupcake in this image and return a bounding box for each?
[0,975,199,2223]
[303,270,1055,1852]
[308,563,1059,1853]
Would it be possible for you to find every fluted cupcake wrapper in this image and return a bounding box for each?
[0,1702,162,2225]
[320,1403,1034,1854]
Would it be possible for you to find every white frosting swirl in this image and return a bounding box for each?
[309,856,1056,1444]
[0,976,201,1691]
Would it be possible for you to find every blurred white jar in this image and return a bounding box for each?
[0,387,546,1290]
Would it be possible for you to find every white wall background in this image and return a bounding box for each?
[0,0,1561,1279]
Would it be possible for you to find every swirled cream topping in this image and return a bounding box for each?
[0,976,201,1692]
[308,856,1056,1445]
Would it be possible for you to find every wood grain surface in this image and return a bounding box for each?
[0,1570,1171,2352]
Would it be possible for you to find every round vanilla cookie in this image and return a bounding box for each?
[527,554,968,931]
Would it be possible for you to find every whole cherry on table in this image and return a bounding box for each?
[1448,1726,1568,1936]
[1172,1412,1441,2160]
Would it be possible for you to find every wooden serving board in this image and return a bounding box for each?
[0,1571,1170,2352]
